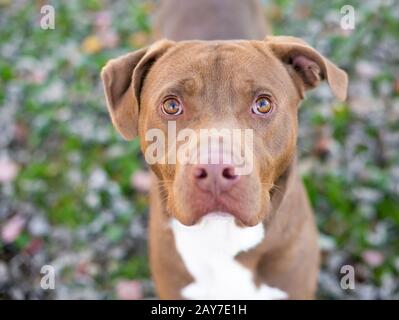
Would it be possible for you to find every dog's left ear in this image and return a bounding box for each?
[101,39,174,140]
[266,36,348,101]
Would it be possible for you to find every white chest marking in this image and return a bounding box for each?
[170,213,288,300]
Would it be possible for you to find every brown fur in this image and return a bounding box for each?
[101,0,348,299]
[154,0,268,41]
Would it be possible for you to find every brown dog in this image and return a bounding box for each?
[101,0,348,299]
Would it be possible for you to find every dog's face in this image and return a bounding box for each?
[139,41,301,227]
[102,37,347,227]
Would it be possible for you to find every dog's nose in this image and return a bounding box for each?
[193,163,240,195]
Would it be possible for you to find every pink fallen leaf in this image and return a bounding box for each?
[130,170,151,193]
[362,250,384,268]
[13,122,28,143]
[355,61,379,79]
[116,280,143,300]
[95,11,112,32]
[0,159,19,183]
[1,215,26,243]
[314,136,332,158]
[31,68,48,84]
[101,31,119,49]
[24,238,43,255]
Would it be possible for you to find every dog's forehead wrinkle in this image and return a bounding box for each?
[164,78,201,96]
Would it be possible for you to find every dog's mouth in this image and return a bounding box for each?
[167,179,273,227]
[192,193,256,225]
[166,157,293,228]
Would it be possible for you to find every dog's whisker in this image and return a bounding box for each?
[261,183,284,196]
[154,181,172,206]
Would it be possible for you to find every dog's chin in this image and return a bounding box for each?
[168,181,272,227]
[170,203,268,227]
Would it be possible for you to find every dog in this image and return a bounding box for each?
[101,0,348,299]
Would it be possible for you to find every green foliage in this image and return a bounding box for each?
[0,0,398,299]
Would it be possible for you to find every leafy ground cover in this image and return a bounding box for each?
[0,0,398,299]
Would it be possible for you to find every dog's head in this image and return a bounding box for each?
[101,37,347,226]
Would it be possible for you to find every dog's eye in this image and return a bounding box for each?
[162,97,183,116]
[252,96,273,115]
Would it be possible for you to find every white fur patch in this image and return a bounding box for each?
[170,213,288,300]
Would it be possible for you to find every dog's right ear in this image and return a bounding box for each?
[101,40,174,140]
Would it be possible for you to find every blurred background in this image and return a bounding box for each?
[0,0,398,299]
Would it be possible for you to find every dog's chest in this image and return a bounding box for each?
[170,213,287,300]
